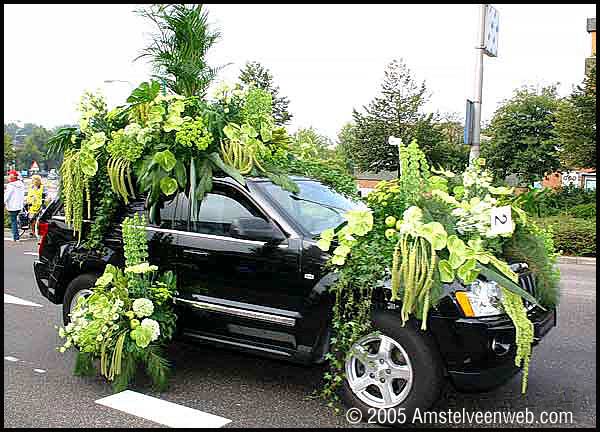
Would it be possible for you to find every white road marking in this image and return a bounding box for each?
[4,356,19,362]
[4,294,42,307]
[95,390,232,428]
[33,368,46,374]
[23,251,39,256]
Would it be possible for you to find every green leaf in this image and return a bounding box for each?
[174,160,187,189]
[333,244,351,256]
[447,235,467,256]
[223,124,239,140]
[207,152,246,186]
[316,238,331,251]
[241,123,258,138]
[159,177,178,196]
[320,228,335,241]
[457,258,479,284]
[438,259,455,283]
[153,150,176,172]
[448,251,465,269]
[127,81,160,104]
[418,221,447,250]
[194,159,213,202]
[260,122,273,142]
[79,151,98,177]
[477,264,543,309]
[87,132,106,150]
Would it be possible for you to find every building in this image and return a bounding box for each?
[586,18,596,74]
[355,170,397,197]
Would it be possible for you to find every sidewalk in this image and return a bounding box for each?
[557,256,596,266]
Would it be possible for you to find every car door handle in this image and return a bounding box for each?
[183,249,210,256]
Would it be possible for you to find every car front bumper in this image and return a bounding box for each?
[430,306,557,392]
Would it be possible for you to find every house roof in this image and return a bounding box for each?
[354,170,397,181]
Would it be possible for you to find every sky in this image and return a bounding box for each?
[3,4,596,141]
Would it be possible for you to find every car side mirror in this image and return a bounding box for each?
[229,217,285,244]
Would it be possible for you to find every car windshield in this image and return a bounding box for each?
[257,180,369,236]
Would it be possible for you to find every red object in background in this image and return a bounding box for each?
[37,221,49,256]
[8,169,18,176]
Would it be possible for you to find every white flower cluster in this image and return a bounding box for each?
[125,263,158,274]
[452,195,498,237]
[141,318,160,342]
[132,298,154,318]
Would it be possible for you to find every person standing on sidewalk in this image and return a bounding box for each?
[26,174,45,237]
[4,173,26,242]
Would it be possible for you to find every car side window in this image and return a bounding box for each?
[158,193,190,231]
[188,186,264,237]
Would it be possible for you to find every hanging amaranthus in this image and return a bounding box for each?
[60,149,92,243]
[500,287,534,393]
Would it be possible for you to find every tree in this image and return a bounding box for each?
[291,127,334,160]
[555,66,596,169]
[431,115,470,172]
[16,136,42,171]
[239,61,293,126]
[481,85,561,186]
[335,122,357,173]
[349,59,450,173]
[136,4,225,98]
[4,133,15,169]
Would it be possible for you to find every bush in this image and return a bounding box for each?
[540,186,596,216]
[536,216,596,257]
[565,203,596,219]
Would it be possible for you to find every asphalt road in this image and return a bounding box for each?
[3,237,596,428]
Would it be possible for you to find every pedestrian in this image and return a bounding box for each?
[26,174,46,237]
[4,172,26,242]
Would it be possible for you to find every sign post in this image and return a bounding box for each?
[468,4,499,162]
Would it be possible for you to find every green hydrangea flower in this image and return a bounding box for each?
[132,298,154,318]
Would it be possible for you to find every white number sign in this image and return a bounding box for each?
[489,206,513,235]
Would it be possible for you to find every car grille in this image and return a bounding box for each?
[518,272,537,310]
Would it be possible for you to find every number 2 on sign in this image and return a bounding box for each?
[489,206,513,235]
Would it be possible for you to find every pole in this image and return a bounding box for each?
[469,4,487,163]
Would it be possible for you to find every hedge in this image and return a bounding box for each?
[535,216,596,257]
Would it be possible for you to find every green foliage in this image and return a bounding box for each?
[239,61,293,126]
[500,288,533,394]
[4,133,15,167]
[58,217,178,393]
[481,85,561,185]
[503,222,560,308]
[175,116,212,151]
[291,127,334,160]
[122,213,149,266]
[536,216,596,257]
[555,66,596,169]
[514,186,596,218]
[568,203,596,219]
[136,4,225,98]
[318,146,542,407]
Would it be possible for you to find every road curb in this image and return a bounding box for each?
[558,256,596,266]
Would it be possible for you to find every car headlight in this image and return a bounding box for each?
[455,279,504,317]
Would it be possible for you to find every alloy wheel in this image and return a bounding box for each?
[345,333,414,409]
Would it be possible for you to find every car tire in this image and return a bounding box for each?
[339,309,444,426]
[62,273,98,325]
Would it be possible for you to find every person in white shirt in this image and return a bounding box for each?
[4,173,26,241]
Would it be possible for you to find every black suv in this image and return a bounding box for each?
[34,175,556,420]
